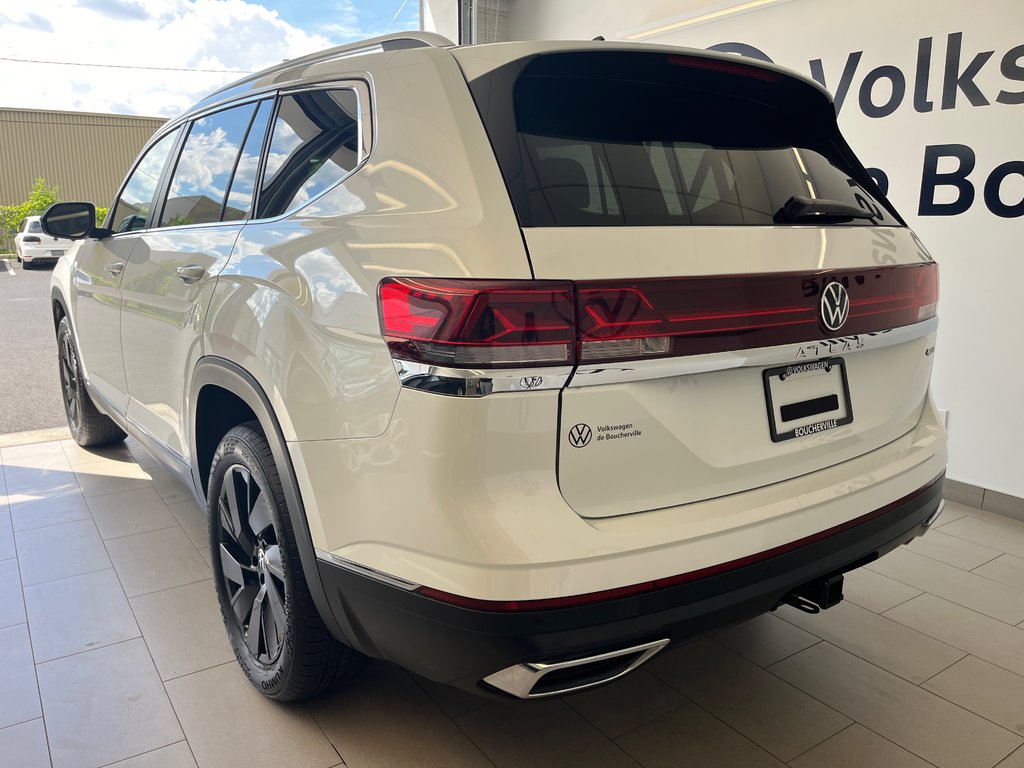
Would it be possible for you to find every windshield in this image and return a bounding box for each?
[465,51,900,228]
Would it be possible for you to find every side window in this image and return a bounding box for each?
[109,128,181,233]
[258,89,362,219]
[160,101,260,228]
[222,100,273,222]
[18,220,26,233]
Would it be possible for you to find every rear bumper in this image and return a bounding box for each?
[317,474,943,696]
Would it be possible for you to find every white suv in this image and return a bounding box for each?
[43,33,946,701]
[15,215,76,268]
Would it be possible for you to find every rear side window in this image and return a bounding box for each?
[466,52,899,227]
[257,89,362,219]
[160,100,268,228]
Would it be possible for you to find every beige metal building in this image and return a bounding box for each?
[0,107,165,209]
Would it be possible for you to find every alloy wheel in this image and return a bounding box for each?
[217,465,287,665]
[58,332,81,432]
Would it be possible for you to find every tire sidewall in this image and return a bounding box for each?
[208,430,300,697]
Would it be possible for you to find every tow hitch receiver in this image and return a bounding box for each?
[784,574,845,614]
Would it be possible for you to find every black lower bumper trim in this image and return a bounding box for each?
[318,474,943,694]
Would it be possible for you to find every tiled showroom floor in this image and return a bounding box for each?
[2,437,1024,768]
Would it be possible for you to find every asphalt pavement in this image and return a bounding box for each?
[0,259,67,434]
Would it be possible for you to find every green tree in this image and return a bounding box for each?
[0,177,62,240]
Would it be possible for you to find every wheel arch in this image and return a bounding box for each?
[189,356,352,643]
[50,286,69,333]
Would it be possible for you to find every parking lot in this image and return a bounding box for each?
[0,260,66,435]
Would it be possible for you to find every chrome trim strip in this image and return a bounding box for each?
[394,360,573,397]
[314,549,420,591]
[569,317,938,388]
[483,639,670,699]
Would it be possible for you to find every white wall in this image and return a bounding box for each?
[423,0,460,43]
[507,0,1024,498]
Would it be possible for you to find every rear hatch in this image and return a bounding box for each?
[455,45,938,518]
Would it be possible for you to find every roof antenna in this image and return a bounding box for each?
[592,35,605,41]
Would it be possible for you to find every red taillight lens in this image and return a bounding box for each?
[378,263,938,369]
[379,278,575,368]
[575,262,939,364]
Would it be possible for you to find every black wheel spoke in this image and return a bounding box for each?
[263,585,283,659]
[222,470,249,543]
[220,542,256,586]
[230,583,260,627]
[249,494,273,539]
[263,544,285,580]
[246,586,266,656]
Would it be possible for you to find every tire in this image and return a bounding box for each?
[208,422,368,701]
[56,317,127,447]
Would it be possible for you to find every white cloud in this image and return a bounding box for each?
[0,0,335,116]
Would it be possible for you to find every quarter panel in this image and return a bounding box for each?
[205,48,532,442]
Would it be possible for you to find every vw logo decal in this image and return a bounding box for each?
[567,423,592,448]
[820,281,851,332]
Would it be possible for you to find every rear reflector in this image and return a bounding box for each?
[378,263,938,368]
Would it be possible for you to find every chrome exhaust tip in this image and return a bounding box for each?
[923,499,946,529]
[481,639,670,699]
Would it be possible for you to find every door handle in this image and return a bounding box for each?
[176,264,207,284]
[105,260,125,276]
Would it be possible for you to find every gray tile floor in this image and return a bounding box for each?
[2,437,1024,768]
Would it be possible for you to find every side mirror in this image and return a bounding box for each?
[40,202,108,240]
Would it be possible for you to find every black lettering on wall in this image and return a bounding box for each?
[706,42,775,63]
[809,51,863,115]
[859,65,907,118]
[919,144,976,216]
[984,161,1024,218]
[914,37,935,113]
[865,167,890,196]
[997,44,1024,105]
[942,32,994,109]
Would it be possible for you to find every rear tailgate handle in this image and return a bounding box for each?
[105,260,125,276]
[176,264,207,284]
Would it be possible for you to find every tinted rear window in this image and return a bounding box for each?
[466,52,899,227]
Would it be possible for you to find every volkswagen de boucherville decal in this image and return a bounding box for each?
[567,423,592,448]
[820,281,851,332]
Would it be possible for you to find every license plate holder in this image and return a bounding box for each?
[50,250,64,257]
[763,358,853,442]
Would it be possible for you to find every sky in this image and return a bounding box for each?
[0,0,420,117]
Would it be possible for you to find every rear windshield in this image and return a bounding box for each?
[465,51,900,227]
[28,220,42,233]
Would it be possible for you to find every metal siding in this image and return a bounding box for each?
[0,108,166,209]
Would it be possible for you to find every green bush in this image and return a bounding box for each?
[0,178,61,236]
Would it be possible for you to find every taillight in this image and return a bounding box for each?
[378,263,938,369]
[379,278,575,368]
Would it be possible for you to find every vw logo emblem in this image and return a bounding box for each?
[567,423,592,448]
[820,281,850,332]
